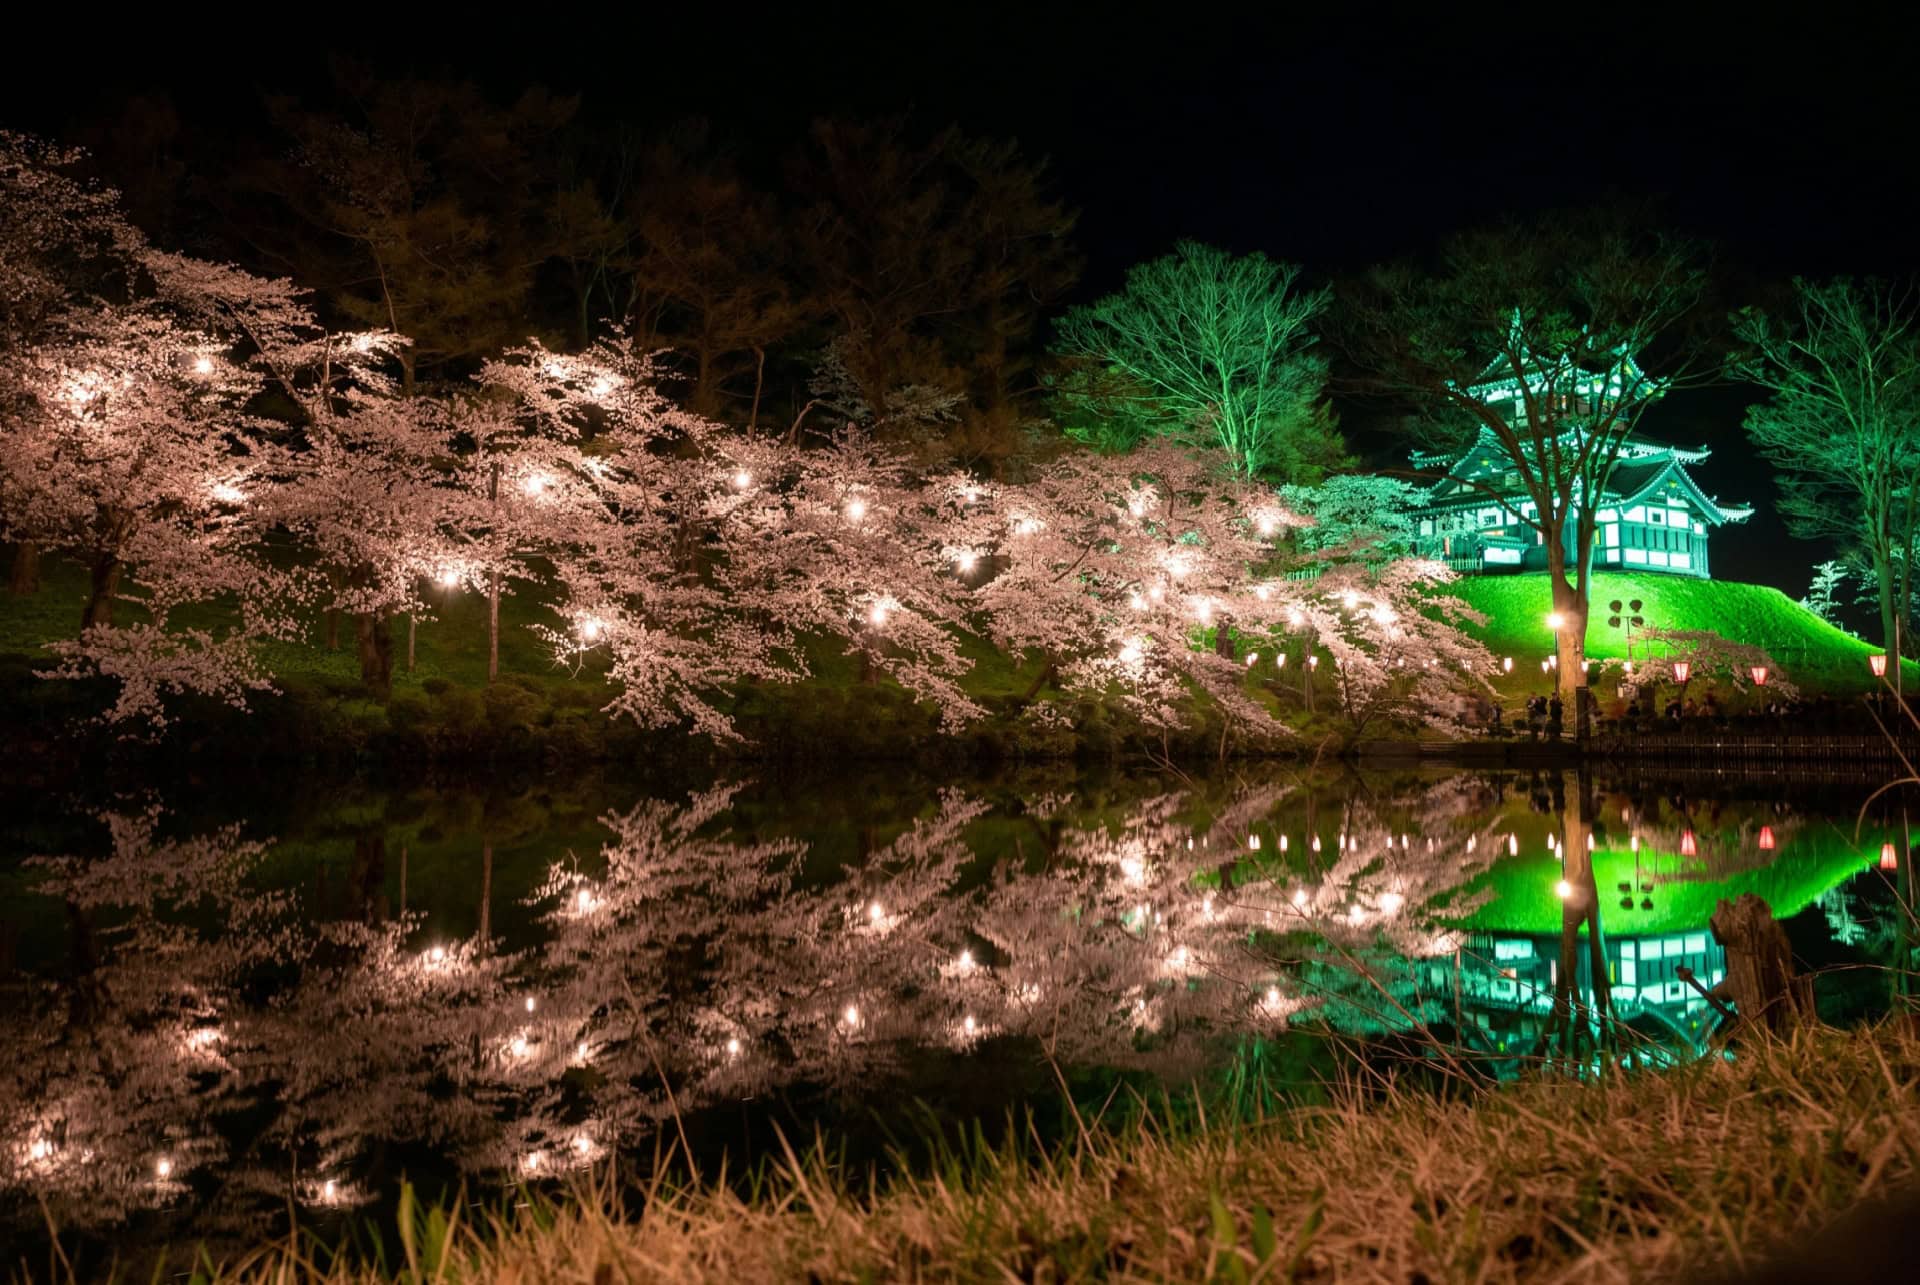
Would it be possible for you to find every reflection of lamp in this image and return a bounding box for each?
[1750,666,1769,686]
[1681,830,1697,857]
[1882,842,1899,871]
[1672,660,1692,684]
[1759,825,1775,851]
[1871,655,1889,678]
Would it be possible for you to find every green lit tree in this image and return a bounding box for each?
[1336,213,1711,716]
[1051,241,1343,481]
[1734,279,1920,679]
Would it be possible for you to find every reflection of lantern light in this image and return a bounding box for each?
[1503,657,1514,673]
[1246,652,1258,667]
[957,551,978,573]
[1266,986,1281,1006]
[1681,831,1697,856]
[1882,843,1899,871]
[1507,834,1518,856]
[1308,655,1320,669]
[732,469,752,490]
[1554,879,1573,899]
[155,1158,172,1179]
[1291,888,1309,908]
[193,355,215,374]
[963,1015,977,1034]
[843,1005,860,1027]
[846,499,867,521]
[1673,661,1692,683]
[1759,826,1775,851]
[726,1037,742,1057]
[1278,834,1289,851]
[1380,890,1405,914]
[1750,666,1769,686]
[525,997,537,1013]
[868,901,884,922]
[957,949,974,971]
[1546,612,1564,630]
[1248,834,1260,850]
[1871,655,1889,677]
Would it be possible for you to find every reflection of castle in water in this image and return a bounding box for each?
[1455,930,1727,1054]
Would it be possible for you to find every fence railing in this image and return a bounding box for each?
[1597,732,1920,763]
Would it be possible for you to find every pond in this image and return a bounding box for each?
[1,762,1912,1274]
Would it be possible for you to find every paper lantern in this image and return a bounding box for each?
[1672,660,1691,683]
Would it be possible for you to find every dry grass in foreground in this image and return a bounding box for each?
[41,1020,1920,1283]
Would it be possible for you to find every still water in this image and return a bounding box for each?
[1,764,1911,1271]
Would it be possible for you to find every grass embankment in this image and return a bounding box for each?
[1,555,1904,765]
[90,1021,1920,1284]
[1455,571,1908,696]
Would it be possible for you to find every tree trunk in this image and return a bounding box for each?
[1709,893,1812,1036]
[478,837,493,945]
[81,555,121,630]
[356,609,395,698]
[748,345,767,431]
[407,614,416,674]
[1547,537,1591,710]
[8,542,40,595]
[1017,657,1057,706]
[487,571,500,684]
[1300,636,1315,714]
[1213,614,1235,658]
[326,609,340,652]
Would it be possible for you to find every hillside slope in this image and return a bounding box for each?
[1450,571,1902,693]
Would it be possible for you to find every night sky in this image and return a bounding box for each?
[8,5,1914,594]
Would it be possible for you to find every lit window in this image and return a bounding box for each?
[1648,509,1666,525]
[1693,521,1705,534]
[1624,549,1648,565]
[1624,506,1646,522]
[1672,553,1691,570]
[1419,518,1433,536]
[1603,548,1620,562]
[1669,507,1689,525]
[1597,508,1618,522]
[1685,933,1707,954]
[1649,550,1669,567]
[1604,523,1619,547]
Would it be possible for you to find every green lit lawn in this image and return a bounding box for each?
[1452,571,1908,694]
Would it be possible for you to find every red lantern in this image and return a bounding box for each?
[1672,660,1692,683]
[1882,842,1899,871]
[1870,654,1889,678]
[1759,825,1775,851]
[1750,666,1769,686]
[1681,830,1697,857]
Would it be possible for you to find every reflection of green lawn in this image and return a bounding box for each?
[1446,841,1878,936]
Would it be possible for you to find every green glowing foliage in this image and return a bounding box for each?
[1051,241,1343,481]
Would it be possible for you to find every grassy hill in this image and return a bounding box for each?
[1451,571,1907,695]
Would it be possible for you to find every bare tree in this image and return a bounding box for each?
[1734,278,1920,682]
[1052,241,1342,481]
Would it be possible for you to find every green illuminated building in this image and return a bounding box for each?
[1409,345,1752,577]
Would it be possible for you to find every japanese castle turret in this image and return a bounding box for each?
[1409,346,1752,578]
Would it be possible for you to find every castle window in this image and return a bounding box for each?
[1672,553,1692,570]
[1604,523,1619,547]
[1648,509,1666,525]
[1668,507,1689,525]
[1650,550,1670,567]
[1624,549,1648,565]
[1624,505,1646,522]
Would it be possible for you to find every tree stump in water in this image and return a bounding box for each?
[1708,893,1813,1035]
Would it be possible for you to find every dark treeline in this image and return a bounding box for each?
[64,68,1081,476]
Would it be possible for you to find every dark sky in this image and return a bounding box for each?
[8,4,1915,594]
